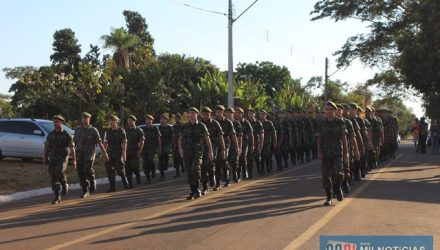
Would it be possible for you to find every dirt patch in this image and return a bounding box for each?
[0,158,108,195]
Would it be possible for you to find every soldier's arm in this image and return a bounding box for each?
[178,134,184,159]
[350,135,360,161]
[248,126,254,153]
[231,133,239,155]
[342,134,349,163]
[219,134,226,160]
[70,145,77,168]
[258,131,264,153]
[204,135,214,161]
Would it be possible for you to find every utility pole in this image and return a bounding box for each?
[227,0,258,108]
[324,57,329,104]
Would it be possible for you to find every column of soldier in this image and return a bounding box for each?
[44,102,399,205]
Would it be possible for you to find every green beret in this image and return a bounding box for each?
[336,104,344,110]
[160,113,169,120]
[82,112,91,118]
[349,103,359,109]
[201,107,212,113]
[127,115,137,121]
[326,101,338,110]
[235,107,244,113]
[145,114,154,120]
[188,107,199,113]
[53,115,65,122]
[214,105,225,111]
[248,108,256,113]
[225,107,235,113]
[109,114,120,121]
[259,110,268,115]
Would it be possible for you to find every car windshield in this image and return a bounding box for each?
[37,121,75,134]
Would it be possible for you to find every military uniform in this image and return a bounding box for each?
[248,118,263,178]
[126,126,144,186]
[317,115,348,205]
[273,115,284,170]
[159,123,173,180]
[296,115,306,163]
[341,116,356,191]
[238,117,253,179]
[172,120,184,177]
[215,116,236,187]
[180,119,210,199]
[348,114,365,181]
[202,117,223,191]
[280,116,291,168]
[142,124,161,183]
[229,119,243,182]
[261,119,276,173]
[45,124,74,203]
[288,114,298,166]
[74,124,102,195]
[104,126,128,192]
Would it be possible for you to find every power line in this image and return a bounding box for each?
[169,0,227,16]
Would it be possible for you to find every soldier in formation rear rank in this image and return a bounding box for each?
[288,111,298,166]
[172,114,184,177]
[247,109,264,178]
[214,105,238,189]
[159,114,173,181]
[44,115,76,204]
[336,104,360,193]
[74,112,109,198]
[272,112,284,171]
[280,111,292,169]
[142,114,161,184]
[125,115,144,188]
[304,111,315,162]
[295,109,306,164]
[103,115,129,192]
[178,107,214,200]
[347,104,366,181]
[351,103,373,177]
[234,108,254,180]
[201,107,225,195]
[365,107,383,170]
[260,110,277,174]
[317,102,349,206]
[225,107,243,182]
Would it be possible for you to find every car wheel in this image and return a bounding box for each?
[22,157,33,162]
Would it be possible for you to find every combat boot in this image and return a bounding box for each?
[174,168,181,178]
[89,180,97,193]
[242,167,248,180]
[335,183,344,201]
[186,184,196,200]
[213,181,222,191]
[324,188,333,206]
[202,182,209,195]
[52,191,61,204]
[80,187,89,198]
[106,181,116,193]
[233,170,240,183]
[61,183,69,196]
[194,182,202,199]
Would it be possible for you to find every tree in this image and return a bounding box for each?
[0,94,14,117]
[50,28,81,73]
[311,0,440,115]
[373,96,416,136]
[123,10,155,52]
[101,27,139,70]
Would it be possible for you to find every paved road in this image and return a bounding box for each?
[0,142,439,250]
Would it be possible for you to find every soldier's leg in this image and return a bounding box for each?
[239,147,248,179]
[332,157,344,201]
[321,158,333,205]
[246,152,254,179]
[59,160,68,195]
[214,157,226,190]
[76,158,89,196]
[353,158,362,182]
[143,153,151,184]
[193,156,203,198]
[116,158,129,189]
[201,157,209,194]
[125,155,134,187]
[151,151,157,179]
[85,159,96,193]
[290,146,297,166]
[282,146,289,168]
[341,161,351,193]
[105,159,116,192]
[275,148,283,171]
[49,164,61,204]
[159,151,166,180]
[185,156,195,200]
[230,154,240,182]
[173,152,181,178]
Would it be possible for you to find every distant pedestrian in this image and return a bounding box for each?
[430,120,439,154]
[418,117,429,153]
[411,118,420,149]
[44,115,76,204]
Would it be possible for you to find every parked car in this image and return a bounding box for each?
[0,118,100,162]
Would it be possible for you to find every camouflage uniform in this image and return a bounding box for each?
[238,117,253,179]
[126,126,144,186]
[317,117,348,202]
[159,124,173,178]
[45,129,74,196]
[273,116,284,170]
[172,122,184,176]
[104,127,128,191]
[215,116,236,186]
[142,125,161,182]
[342,117,356,189]
[261,119,276,173]
[180,121,209,196]
[355,115,370,177]
[230,119,243,181]
[202,118,223,189]
[288,115,298,166]
[248,119,264,178]
[74,125,102,194]
[348,116,364,181]
[296,116,306,163]
[366,114,383,169]
[304,116,315,162]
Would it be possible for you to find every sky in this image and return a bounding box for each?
[0,0,423,115]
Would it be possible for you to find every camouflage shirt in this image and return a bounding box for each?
[230,120,243,152]
[126,127,144,155]
[172,123,183,150]
[45,129,74,162]
[239,118,253,148]
[317,117,348,157]
[104,127,127,158]
[159,124,173,148]
[250,119,264,145]
[142,125,161,149]
[202,118,224,154]
[74,125,101,160]
[180,121,209,157]
[262,120,276,146]
[216,117,236,148]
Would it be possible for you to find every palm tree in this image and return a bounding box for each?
[101,28,139,70]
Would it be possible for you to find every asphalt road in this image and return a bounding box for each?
[0,142,439,250]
